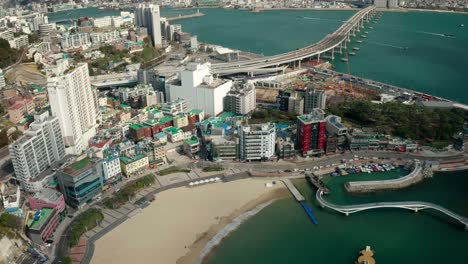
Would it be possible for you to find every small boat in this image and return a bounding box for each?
[364,31,369,34]
[341,58,349,62]
[353,47,360,51]
[361,35,367,38]
[459,24,464,27]
[369,26,374,29]
[348,52,356,56]
[443,33,456,38]
[356,40,363,43]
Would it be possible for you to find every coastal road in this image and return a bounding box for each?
[224,150,464,172]
[53,149,464,263]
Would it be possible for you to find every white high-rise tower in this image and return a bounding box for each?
[135,4,162,47]
[47,62,98,155]
[9,111,66,192]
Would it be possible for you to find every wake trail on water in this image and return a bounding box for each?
[368,41,407,50]
[196,200,274,264]
[415,30,445,37]
[301,16,344,22]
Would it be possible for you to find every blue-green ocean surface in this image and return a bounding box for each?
[207,170,468,264]
[50,8,468,103]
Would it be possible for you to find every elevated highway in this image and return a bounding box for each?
[211,5,377,75]
[316,189,468,229]
[90,72,138,89]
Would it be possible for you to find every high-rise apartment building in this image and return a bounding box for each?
[296,109,327,156]
[238,123,276,161]
[47,62,98,155]
[9,111,66,192]
[224,83,256,115]
[135,4,162,47]
[304,86,326,112]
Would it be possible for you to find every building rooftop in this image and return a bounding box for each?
[298,113,324,124]
[28,208,55,231]
[130,124,145,130]
[120,154,146,165]
[189,109,204,115]
[326,115,345,129]
[185,136,199,146]
[63,158,94,177]
[163,126,181,135]
[32,188,63,204]
[159,116,173,124]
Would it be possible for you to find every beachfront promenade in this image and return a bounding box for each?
[316,189,468,228]
[211,5,377,75]
[54,150,467,263]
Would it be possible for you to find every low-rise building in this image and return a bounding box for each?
[276,137,295,160]
[57,158,103,208]
[173,113,189,128]
[28,188,65,213]
[184,136,199,157]
[96,152,122,186]
[27,208,60,244]
[120,155,149,177]
[161,98,188,116]
[0,183,21,211]
[163,126,190,142]
[210,136,238,160]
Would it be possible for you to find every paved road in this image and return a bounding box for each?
[52,149,464,263]
[223,150,464,172]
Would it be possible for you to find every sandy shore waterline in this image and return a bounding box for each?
[91,178,289,264]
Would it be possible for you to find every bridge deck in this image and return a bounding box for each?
[283,179,305,202]
[316,189,468,227]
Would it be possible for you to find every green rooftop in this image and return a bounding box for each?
[145,119,157,126]
[159,116,173,125]
[28,208,55,231]
[130,124,145,130]
[185,136,199,146]
[189,109,204,115]
[163,126,180,135]
[63,158,94,177]
[120,154,146,165]
[71,158,91,171]
[150,109,161,115]
[120,103,130,109]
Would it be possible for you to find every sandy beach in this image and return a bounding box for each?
[91,178,289,264]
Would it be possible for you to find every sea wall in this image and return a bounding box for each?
[345,161,428,193]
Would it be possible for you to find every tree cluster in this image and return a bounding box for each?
[328,100,466,142]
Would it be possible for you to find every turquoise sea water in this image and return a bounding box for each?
[207,170,468,264]
[49,8,468,103]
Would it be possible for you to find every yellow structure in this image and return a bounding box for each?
[357,246,375,264]
[120,154,149,176]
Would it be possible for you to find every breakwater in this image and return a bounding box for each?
[345,161,433,193]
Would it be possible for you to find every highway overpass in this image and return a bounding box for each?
[211,5,377,75]
[90,72,138,89]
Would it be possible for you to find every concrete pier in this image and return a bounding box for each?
[283,179,305,202]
